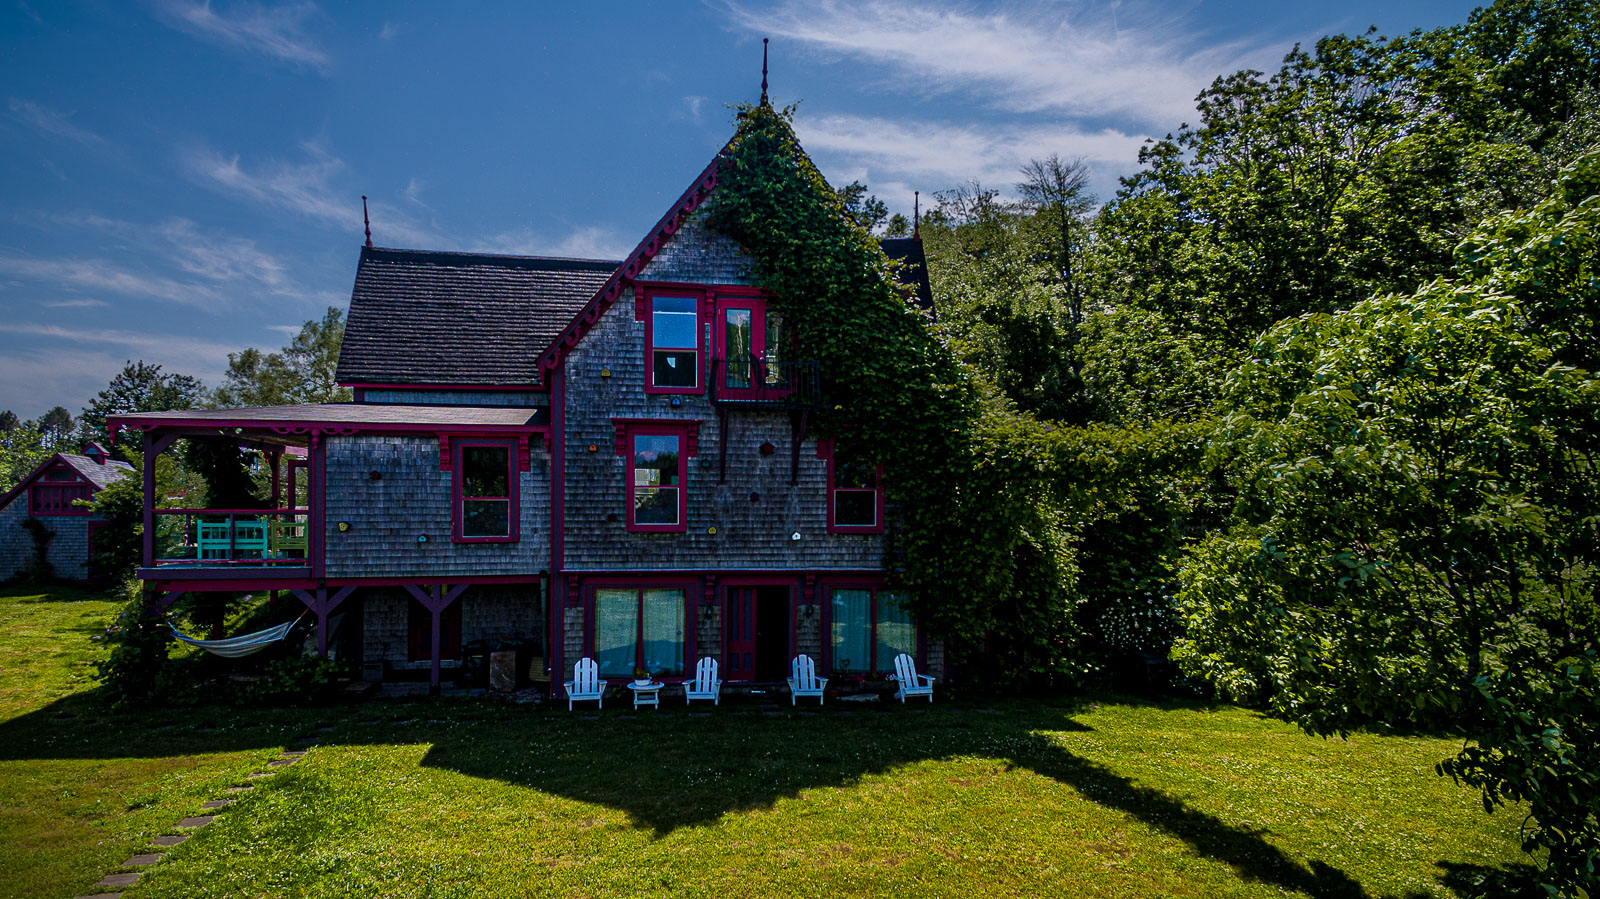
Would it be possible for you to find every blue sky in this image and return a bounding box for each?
[1,0,1482,420]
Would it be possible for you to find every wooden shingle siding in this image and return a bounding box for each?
[635,209,753,285]
[562,292,885,571]
[359,586,542,670]
[323,435,550,578]
[0,499,92,581]
[361,389,547,407]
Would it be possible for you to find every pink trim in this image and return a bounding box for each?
[579,574,699,681]
[549,366,567,697]
[721,576,799,681]
[451,439,520,543]
[108,415,550,441]
[612,419,700,533]
[0,454,109,513]
[341,382,544,392]
[815,576,923,675]
[533,155,723,386]
[817,439,885,534]
[639,287,710,395]
[29,483,92,516]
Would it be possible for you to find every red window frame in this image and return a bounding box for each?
[584,577,697,680]
[817,439,884,534]
[451,439,519,543]
[819,580,923,675]
[30,483,91,516]
[613,419,698,533]
[637,285,707,395]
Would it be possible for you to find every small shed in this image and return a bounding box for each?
[0,443,132,583]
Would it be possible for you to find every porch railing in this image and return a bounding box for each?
[709,357,819,408]
[152,509,310,567]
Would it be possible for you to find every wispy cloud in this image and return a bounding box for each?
[728,0,1289,130]
[378,20,399,40]
[475,225,629,261]
[180,140,443,248]
[155,219,291,291]
[798,113,1145,199]
[0,255,222,308]
[41,298,109,309]
[0,322,239,367]
[684,95,707,123]
[153,0,331,74]
[8,98,107,148]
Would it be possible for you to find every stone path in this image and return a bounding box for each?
[73,744,310,899]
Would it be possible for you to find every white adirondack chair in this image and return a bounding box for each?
[564,657,605,710]
[892,653,935,703]
[684,656,722,706]
[787,654,828,705]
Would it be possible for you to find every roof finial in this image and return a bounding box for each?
[362,195,373,248]
[913,191,920,239]
[760,38,769,105]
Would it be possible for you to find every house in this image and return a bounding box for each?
[0,443,132,583]
[107,100,942,696]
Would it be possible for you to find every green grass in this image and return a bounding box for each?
[0,585,1531,898]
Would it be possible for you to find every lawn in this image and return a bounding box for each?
[0,585,1531,898]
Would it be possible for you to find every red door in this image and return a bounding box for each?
[726,587,756,681]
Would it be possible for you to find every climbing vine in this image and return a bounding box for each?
[706,104,1089,685]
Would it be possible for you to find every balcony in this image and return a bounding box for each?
[138,508,313,583]
[709,357,819,409]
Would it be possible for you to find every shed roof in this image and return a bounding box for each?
[0,452,133,512]
[335,247,619,387]
[111,403,547,430]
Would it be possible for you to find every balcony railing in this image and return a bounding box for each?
[152,509,310,567]
[709,357,819,408]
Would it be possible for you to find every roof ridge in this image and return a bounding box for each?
[360,246,622,270]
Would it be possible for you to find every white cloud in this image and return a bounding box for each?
[378,20,399,40]
[797,113,1146,201]
[0,322,238,368]
[180,141,443,248]
[155,219,291,291]
[0,344,225,421]
[474,225,630,261]
[41,298,109,309]
[153,0,331,74]
[8,98,108,148]
[727,0,1289,130]
[684,95,707,122]
[0,255,222,308]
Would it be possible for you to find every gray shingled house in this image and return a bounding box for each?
[108,117,940,697]
[0,443,132,583]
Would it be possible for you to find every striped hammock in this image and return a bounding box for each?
[169,620,299,658]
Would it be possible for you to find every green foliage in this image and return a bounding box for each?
[213,306,353,408]
[10,518,55,585]
[82,445,161,582]
[1077,307,1227,424]
[1175,154,1600,897]
[241,655,346,706]
[93,587,175,708]
[0,419,53,494]
[707,104,1087,686]
[78,360,206,451]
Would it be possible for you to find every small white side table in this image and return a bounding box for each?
[627,680,664,710]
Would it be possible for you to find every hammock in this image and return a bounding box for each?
[169,617,304,658]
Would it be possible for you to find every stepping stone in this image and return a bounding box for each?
[248,772,273,779]
[200,799,233,810]
[268,758,297,767]
[762,710,784,716]
[151,834,190,847]
[315,725,336,732]
[193,726,216,733]
[224,784,253,793]
[281,750,307,758]
[357,719,380,725]
[616,714,635,720]
[73,893,120,898]
[99,873,140,888]
[176,816,216,828]
[294,736,318,745]
[121,853,163,867]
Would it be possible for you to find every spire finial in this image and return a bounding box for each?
[913,191,920,239]
[760,38,769,104]
[362,195,373,248]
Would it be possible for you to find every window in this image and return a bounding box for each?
[646,293,701,392]
[828,587,916,674]
[453,441,517,542]
[716,292,788,393]
[593,587,686,677]
[614,419,698,533]
[819,439,883,533]
[30,484,90,516]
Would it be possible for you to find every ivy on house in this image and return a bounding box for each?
[706,103,1089,686]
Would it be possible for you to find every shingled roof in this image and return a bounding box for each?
[335,247,619,387]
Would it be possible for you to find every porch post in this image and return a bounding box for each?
[141,441,156,569]
[292,586,355,658]
[430,585,443,691]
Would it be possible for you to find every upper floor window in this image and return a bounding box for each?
[454,441,517,542]
[647,294,701,392]
[819,439,884,533]
[614,419,699,533]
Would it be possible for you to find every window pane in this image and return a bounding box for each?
[462,446,509,498]
[462,499,509,537]
[830,588,871,673]
[633,487,679,525]
[653,350,698,387]
[763,311,786,384]
[652,296,697,348]
[641,589,685,675]
[594,589,637,677]
[834,489,877,527]
[875,592,917,672]
[835,458,874,489]
[724,308,752,388]
[634,435,679,485]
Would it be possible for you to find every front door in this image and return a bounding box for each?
[725,585,792,681]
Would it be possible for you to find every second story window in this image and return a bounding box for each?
[455,441,517,542]
[819,438,884,533]
[648,295,700,391]
[632,433,683,529]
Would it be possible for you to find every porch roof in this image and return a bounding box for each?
[110,403,549,443]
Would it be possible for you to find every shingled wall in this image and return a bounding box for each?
[360,585,543,671]
[324,435,550,578]
[0,500,92,581]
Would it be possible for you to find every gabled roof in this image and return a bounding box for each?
[336,248,619,388]
[0,452,133,511]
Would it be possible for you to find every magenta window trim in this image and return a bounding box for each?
[581,575,699,682]
[451,439,519,543]
[817,578,924,675]
[612,419,698,533]
[638,287,707,395]
[817,439,885,534]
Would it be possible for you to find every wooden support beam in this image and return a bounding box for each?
[403,584,466,690]
[293,586,357,657]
